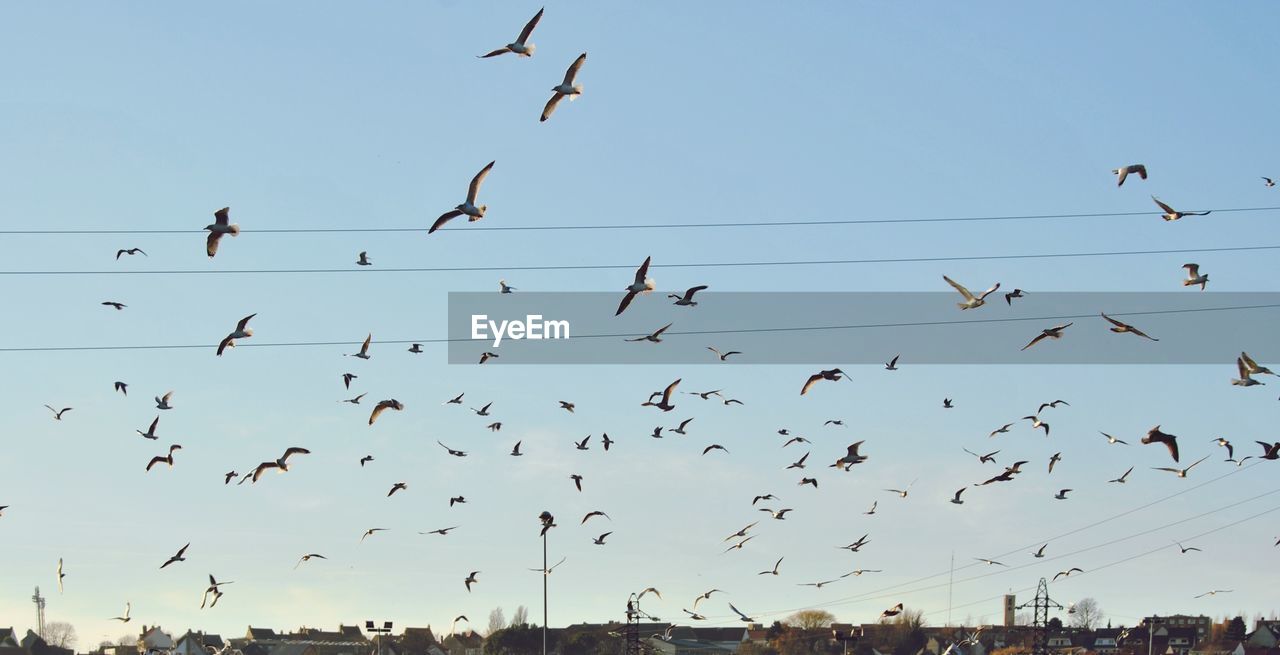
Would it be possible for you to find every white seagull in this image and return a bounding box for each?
[205,207,239,258]
[430,161,496,233]
[616,256,656,316]
[1182,263,1208,290]
[541,53,586,122]
[943,275,1000,310]
[478,7,544,58]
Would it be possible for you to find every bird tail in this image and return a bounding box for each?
[569,84,583,99]
[228,224,240,236]
[524,43,536,56]
[469,206,487,221]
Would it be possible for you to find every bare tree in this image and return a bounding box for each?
[784,609,837,630]
[510,606,529,627]
[44,622,78,649]
[487,607,507,636]
[1069,598,1104,630]
[117,636,138,647]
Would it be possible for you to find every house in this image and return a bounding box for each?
[17,630,72,655]
[1248,624,1280,649]
[174,632,225,655]
[439,631,482,655]
[0,629,22,655]
[139,627,176,655]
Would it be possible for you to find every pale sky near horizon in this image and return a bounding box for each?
[2,1,1279,649]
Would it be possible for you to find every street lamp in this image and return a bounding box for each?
[538,512,556,655]
[365,621,392,655]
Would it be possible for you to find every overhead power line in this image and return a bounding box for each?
[0,303,1275,353]
[0,206,1273,236]
[2,244,1279,277]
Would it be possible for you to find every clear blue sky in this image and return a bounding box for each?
[2,1,1279,647]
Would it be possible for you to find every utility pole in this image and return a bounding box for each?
[32,587,46,639]
[1015,578,1062,655]
[538,511,555,655]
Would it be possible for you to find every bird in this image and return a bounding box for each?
[1053,568,1084,581]
[1264,176,1276,187]
[559,400,576,413]
[1143,425,1180,462]
[1054,489,1072,500]
[797,578,840,589]
[343,373,358,389]
[430,161,496,233]
[342,393,367,404]
[1240,352,1275,376]
[421,526,460,536]
[728,603,755,623]
[509,441,523,456]
[201,575,234,609]
[479,351,500,364]
[669,285,708,306]
[989,423,1015,437]
[160,543,190,569]
[205,207,239,257]
[116,247,147,259]
[1153,454,1210,478]
[759,508,792,520]
[703,444,730,455]
[1021,323,1073,351]
[1176,542,1202,554]
[1005,289,1025,305]
[348,334,373,359]
[885,355,900,371]
[1258,441,1280,460]
[216,313,256,356]
[1032,544,1047,558]
[1109,466,1134,484]
[369,399,404,425]
[570,474,584,492]
[758,557,784,576]
[114,381,128,395]
[839,535,871,552]
[974,558,1006,566]
[626,323,672,343]
[722,397,744,406]
[223,470,237,484]
[670,418,693,435]
[355,251,371,266]
[541,53,586,122]
[1101,431,1129,445]
[110,602,131,623]
[1101,313,1158,341]
[497,279,517,295]
[1226,456,1254,467]
[950,488,966,505]
[408,343,423,353]
[783,436,811,448]
[574,435,591,451]
[638,587,662,601]
[1023,415,1050,436]
[593,532,612,545]
[445,392,465,405]
[249,447,311,482]
[1232,357,1265,387]
[359,455,374,467]
[885,481,915,499]
[1152,196,1211,222]
[943,275,1000,309]
[478,7,543,58]
[154,391,174,410]
[44,405,72,420]
[146,444,182,471]
[864,501,877,515]
[528,557,567,576]
[1194,590,1233,598]
[963,448,999,464]
[798,477,818,488]
[838,441,869,468]
[387,482,408,497]
[102,301,126,310]
[57,558,65,593]
[723,536,754,553]
[360,528,387,542]
[581,511,609,525]
[881,604,904,619]
[943,398,954,408]
[787,452,810,469]
[616,256,656,316]
[752,494,779,505]
[683,609,707,621]
[641,378,681,411]
[1182,263,1209,290]
[449,496,466,507]
[707,347,742,361]
[602,434,614,450]
[437,441,468,457]
[1112,164,1147,186]
[473,402,493,416]
[801,368,848,395]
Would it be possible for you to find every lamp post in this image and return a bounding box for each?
[538,512,556,655]
[365,621,392,655]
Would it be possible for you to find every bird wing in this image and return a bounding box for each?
[653,323,673,337]
[516,7,544,43]
[145,456,167,471]
[478,47,511,58]
[1184,263,1200,276]
[283,447,310,460]
[1241,351,1261,370]
[1152,196,1176,214]
[661,378,681,404]
[800,373,823,395]
[977,282,1001,300]
[562,52,587,84]
[430,210,464,233]
[1021,332,1050,351]
[214,207,230,226]
[216,335,235,356]
[685,285,708,300]
[206,231,222,257]
[236,313,256,331]
[943,275,975,301]
[369,404,387,425]
[252,462,280,482]
[1100,312,1126,329]
[540,92,564,122]
[467,160,495,205]
[615,289,639,316]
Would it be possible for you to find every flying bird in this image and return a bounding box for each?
[943,275,1000,310]
[342,393,367,405]
[430,161,496,233]
[1005,289,1025,305]
[1194,590,1232,598]
[540,53,587,122]
[102,301,126,310]
[885,355,899,371]
[669,285,708,306]
[116,247,147,259]
[570,474,584,492]
[759,508,792,520]
[437,441,468,457]
[478,7,543,58]
[421,526,460,536]
[160,543,190,569]
[146,444,182,471]
[387,482,408,497]
[155,391,174,410]
[1232,357,1265,387]
[1264,176,1276,187]
[593,532,612,545]
[974,558,1006,566]
[1112,164,1147,186]
[369,399,405,425]
[575,435,591,451]
[1176,542,1202,554]
[950,488,966,505]
[1054,489,1073,500]
[943,398,954,408]
[581,511,609,525]
[348,334,373,359]
[343,373,358,389]
[223,470,237,484]
[1240,352,1274,376]
[110,602,131,623]
[616,256,656,316]
[356,251,371,266]
[1182,263,1209,290]
[728,603,755,623]
[801,368,848,395]
[798,477,818,488]
[201,575,234,609]
[671,418,693,435]
[204,207,240,258]
[708,347,742,361]
[963,448,999,464]
[1143,425,1180,462]
[1152,454,1210,478]
[641,378,681,411]
[510,441,523,456]
[44,405,72,420]
[360,455,374,467]
[57,558,65,593]
[216,313,256,356]
[881,603,904,619]
[1101,313,1158,341]
[758,557,784,576]
[1021,323,1072,351]
[1101,431,1129,445]
[703,444,730,455]
[626,323,672,343]
[114,381,128,395]
[990,423,1014,437]
[787,452,810,469]
[473,402,493,416]
[1152,196,1210,222]
[360,528,387,542]
[408,343,422,353]
[1053,568,1084,581]
[1032,545,1047,558]
[1023,415,1050,436]
[1109,466,1134,484]
[723,522,757,542]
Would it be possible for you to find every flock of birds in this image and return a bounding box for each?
[13,5,1280,639]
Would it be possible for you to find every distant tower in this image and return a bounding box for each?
[32,587,46,638]
[1004,594,1016,627]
